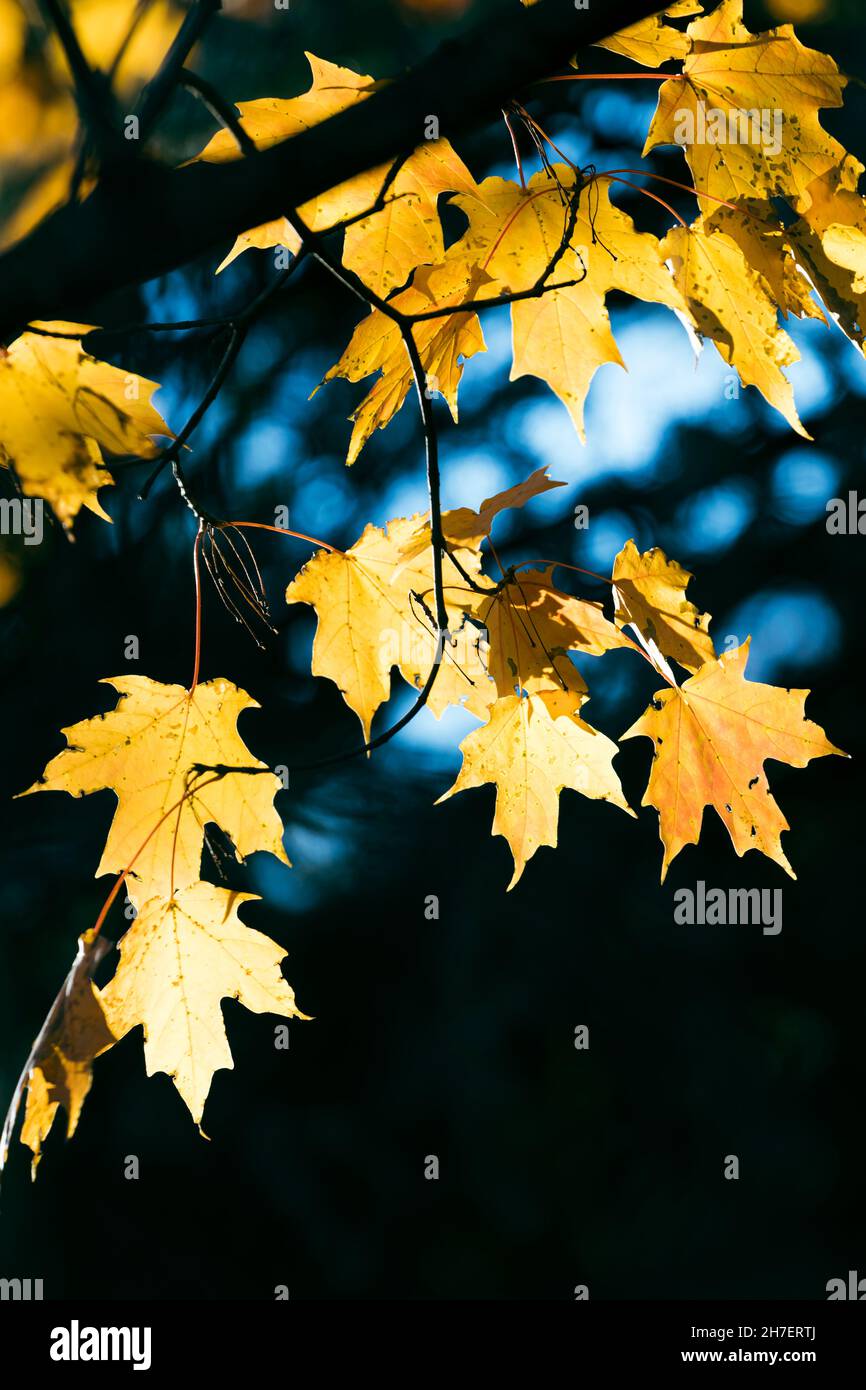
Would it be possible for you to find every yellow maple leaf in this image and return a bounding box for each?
[0,325,171,530]
[444,166,686,439]
[643,0,862,215]
[705,202,825,324]
[0,929,115,1179]
[788,173,866,350]
[472,566,633,701]
[439,690,634,889]
[195,53,477,295]
[612,539,715,675]
[100,884,306,1126]
[322,257,489,464]
[595,1,703,68]
[394,466,564,570]
[22,676,288,909]
[286,513,492,737]
[623,639,845,880]
[660,217,810,437]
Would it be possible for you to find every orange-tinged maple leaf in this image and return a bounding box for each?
[392,467,564,573]
[101,884,307,1127]
[440,467,565,552]
[21,676,288,909]
[439,690,634,889]
[472,566,633,701]
[623,639,846,881]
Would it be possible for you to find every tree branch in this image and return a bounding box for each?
[37,0,120,156]
[0,0,664,340]
[136,0,223,139]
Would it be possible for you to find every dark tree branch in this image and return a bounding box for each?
[37,0,120,156]
[275,202,459,748]
[137,249,307,505]
[136,0,223,139]
[178,67,257,157]
[0,0,664,340]
[401,326,449,639]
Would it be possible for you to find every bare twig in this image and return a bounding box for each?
[136,0,222,139]
[137,248,307,506]
[138,325,243,505]
[178,67,256,156]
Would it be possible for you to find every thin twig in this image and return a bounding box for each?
[139,325,243,503]
[137,0,222,139]
[138,250,306,505]
[406,278,583,322]
[178,66,257,156]
[283,205,452,731]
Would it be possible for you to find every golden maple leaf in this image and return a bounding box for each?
[595,1,702,68]
[415,466,564,555]
[444,166,687,440]
[22,676,288,909]
[195,53,478,295]
[472,566,632,701]
[623,639,846,880]
[612,539,715,675]
[788,173,866,351]
[643,0,862,214]
[660,218,810,437]
[0,929,115,1179]
[439,690,633,889]
[100,884,306,1126]
[322,258,489,465]
[705,202,825,324]
[286,513,492,737]
[0,325,171,530]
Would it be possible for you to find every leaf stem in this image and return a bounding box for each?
[222,520,343,555]
[190,523,205,695]
[538,72,678,82]
[600,173,688,228]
